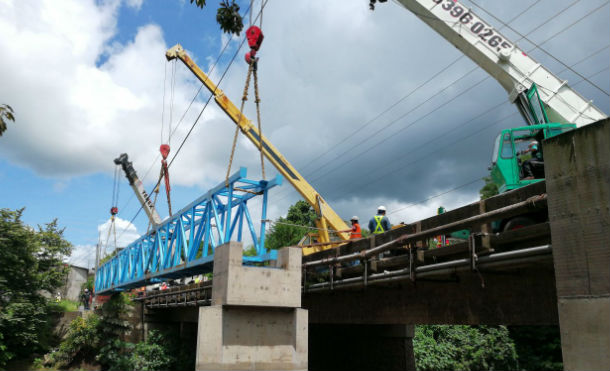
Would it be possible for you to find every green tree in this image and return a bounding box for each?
[190,0,244,35]
[265,200,316,250]
[413,325,518,371]
[0,104,15,136]
[0,208,72,368]
[479,176,499,200]
[509,326,563,371]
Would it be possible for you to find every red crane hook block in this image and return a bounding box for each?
[246,26,264,51]
[160,144,170,160]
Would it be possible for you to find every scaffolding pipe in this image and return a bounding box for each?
[305,245,551,291]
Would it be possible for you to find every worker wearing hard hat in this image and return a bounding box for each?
[369,206,391,235]
[340,216,362,239]
[522,140,544,180]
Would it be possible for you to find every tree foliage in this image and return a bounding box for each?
[265,200,317,250]
[509,326,563,371]
[0,208,72,368]
[190,0,244,35]
[413,325,518,371]
[479,176,499,200]
[0,104,15,137]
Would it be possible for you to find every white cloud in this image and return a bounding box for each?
[98,216,140,249]
[68,244,96,269]
[1,0,607,234]
[67,216,140,268]
[125,0,143,11]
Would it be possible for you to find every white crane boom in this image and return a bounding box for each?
[393,0,607,126]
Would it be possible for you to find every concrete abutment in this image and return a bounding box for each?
[195,242,308,371]
[546,118,610,371]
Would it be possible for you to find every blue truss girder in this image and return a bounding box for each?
[95,167,282,294]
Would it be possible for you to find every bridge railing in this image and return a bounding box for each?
[302,181,552,291]
[95,167,282,294]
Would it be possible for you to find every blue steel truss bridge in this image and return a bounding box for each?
[95,167,282,294]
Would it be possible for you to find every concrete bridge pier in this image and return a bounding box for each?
[196,242,308,371]
[546,118,610,371]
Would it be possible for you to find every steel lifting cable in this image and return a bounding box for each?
[115,1,267,243]
[253,62,265,179]
[226,62,254,185]
[157,60,177,217]
[226,4,266,183]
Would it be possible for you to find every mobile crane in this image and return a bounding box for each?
[113,153,163,227]
[390,0,607,193]
[166,45,351,254]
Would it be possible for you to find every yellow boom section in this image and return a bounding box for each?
[166,44,349,254]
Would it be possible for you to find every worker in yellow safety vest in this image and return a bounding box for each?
[368,206,391,234]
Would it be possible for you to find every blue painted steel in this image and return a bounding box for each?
[95,167,282,294]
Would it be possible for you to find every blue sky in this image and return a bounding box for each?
[1,0,608,267]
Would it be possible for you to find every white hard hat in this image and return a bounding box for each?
[378,205,386,212]
[351,216,359,221]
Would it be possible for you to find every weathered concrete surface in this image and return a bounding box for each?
[309,324,415,371]
[197,306,307,371]
[212,242,301,307]
[304,264,558,325]
[197,242,307,371]
[545,117,610,371]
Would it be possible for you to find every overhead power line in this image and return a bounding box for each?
[271,1,608,202]
[115,1,267,243]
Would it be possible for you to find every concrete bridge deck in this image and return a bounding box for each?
[133,118,609,371]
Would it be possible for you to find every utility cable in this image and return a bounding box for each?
[115,1,267,243]
[271,4,607,201]
[387,177,485,217]
[271,43,608,212]
[317,48,609,202]
[272,0,562,198]
[324,45,610,199]
[118,1,258,218]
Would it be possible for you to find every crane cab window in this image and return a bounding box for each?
[500,133,513,159]
[527,84,549,125]
[491,134,501,164]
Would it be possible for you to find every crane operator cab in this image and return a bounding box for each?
[489,84,576,193]
[489,123,574,193]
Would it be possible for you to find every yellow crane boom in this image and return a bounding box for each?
[165,44,350,254]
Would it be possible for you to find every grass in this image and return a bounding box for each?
[47,299,79,312]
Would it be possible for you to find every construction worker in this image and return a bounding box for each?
[81,289,90,310]
[369,206,391,234]
[340,216,362,239]
[521,140,544,179]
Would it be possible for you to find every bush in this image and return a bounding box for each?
[130,330,174,371]
[97,338,134,371]
[47,299,79,313]
[414,325,519,371]
[44,314,100,368]
[0,209,71,367]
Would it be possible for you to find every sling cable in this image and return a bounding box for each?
[154,59,177,229]
[226,1,266,184]
[103,164,121,259]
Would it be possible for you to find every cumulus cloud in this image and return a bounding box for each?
[1,0,607,232]
[125,0,143,11]
[67,216,140,268]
